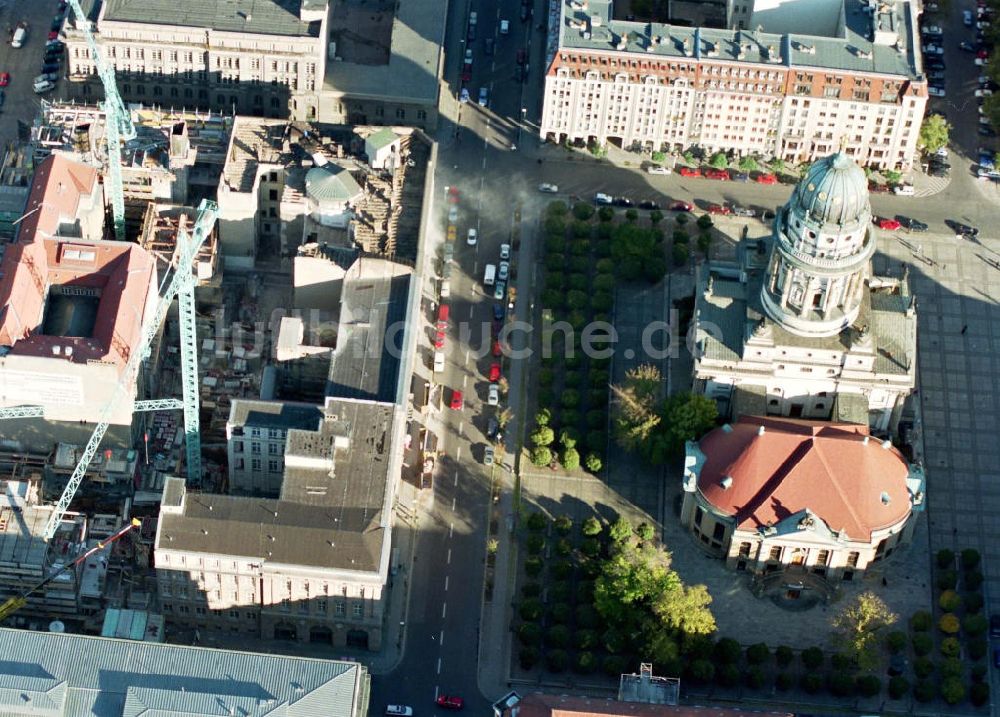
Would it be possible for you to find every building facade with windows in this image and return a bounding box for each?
[155,396,402,650]
[63,0,327,120]
[681,416,924,580]
[540,0,928,169]
[692,152,917,432]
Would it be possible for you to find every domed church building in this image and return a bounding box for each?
[692,152,917,434]
[685,152,924,584]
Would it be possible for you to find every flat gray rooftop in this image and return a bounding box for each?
[327,258,411,403]
[557,0,921,79]
[321,0,444,103]
[160,398,394,572]
[229,399,323,431]
[0,627,364,717]
[102,0,325,37]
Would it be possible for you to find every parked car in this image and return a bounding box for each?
[893,184,916,196]
[500,19,510,33]
[989,613,1000,638]
[489,363,501,382]
[458,87,470,103]
[493,280,506,301]
[964,9,974,25]
[922,24,943,34]
[646,164,671,174]
[499,243,511,260]
[733,206,756,217]
[498,260,509,281]
[928,87,946,97]
[386,706,413,716]
[612,196,633,207]
[461,63,471,82]
[516,49,526,65]
[922,44,944,55]
[594,192,613,205]
[876,218,901,230]
[467,228,477,246]
[484,446,494,466]
[436,696,465,710]
[0,73,8,87]
[896,215,928,231]
[707,203,732,215]
[464,48,473,63]
[487,384,499,406]
[927,70,946,80]
[449,391,463,410]
[538,183,558,193]
[33,80,56,94]
[669,200,693,212]
[638,200,661,210]
[484,38,494,55]
[477,86,488,107]
[960,40,977,52]
[679,166,702,177]
[448,206,458,223]
[704,168,730,180]
[755,173,778,184]
[976,88,993,97]
[732,172,750,182]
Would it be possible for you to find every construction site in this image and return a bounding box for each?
[0,92,433,642]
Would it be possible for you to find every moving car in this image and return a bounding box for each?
[493,280,506,301]
[447,225,456,242]
[679,166,702,177]
[449,391,463,410]
[733,206,757,217]
[436,696,465,710]
[489,363,501,382]
[459,88,470,103]
[646,164,671,175]
[484,38,494,55]
[447,186,460,203]
[516,49,526,65]
[434,329,446,349]
[876,218,901,230]
[669,200,693,212]
[492,339,502,357]
[500,19,510,33]
[467,228,477,246]
[464,48,473,63]
[33,80,56,94]
[965,9,975,25]
[499,242,511,260]
[386,706,413,716]
[707,203,732,215]
[946,220,979,238]
[433,352,445,373]
[538,183,558,193]
[960,40,977,52]
[478,87,488,107]
[448,206,459,223]
[755,173,778,184]
[896,216,928,231]
[0,73,9,87]
[461,63,472,82]
[487,384,499,406]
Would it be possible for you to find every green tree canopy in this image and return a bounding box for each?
[738,156,759,173]
[918,114,951,153]
[831,591,897,670]
[709,152,729,169]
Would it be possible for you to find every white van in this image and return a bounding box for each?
[11,27,26,49]
[483,263,496,286]
[433,352,445,373]
[893,184,915,196]
[33,80,55,94]
[440,278,451,298]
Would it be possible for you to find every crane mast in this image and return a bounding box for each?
[66,0,135,242]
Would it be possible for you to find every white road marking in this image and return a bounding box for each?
[435,686,439,699]
[442,602,447,618]
[444,575,449,591]
[453,471,459,487]
[449,522,454,538]
[440,630,445,646]
[452,496,456,511]
[447,548,452,563]
[468,305,474,319]
[455,446,462,462]
[437,658,442,674]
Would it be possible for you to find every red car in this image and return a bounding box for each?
[678,167,702,177]
[876,218,901,231]
[705,169,730,180]
[755,173,778,185]
[436,304,450,331]
[707,203,732,215]
[436,696,465,710]
[461,63,472,82]
[669,200,693,212]
[978,48,990,59]
[434,330,446,349]
[488,362,501,382]
[491,339,502,357]
[449,390,463,410]
[0,73,9,87]
[447,187,460,204]
[48,31,59,40]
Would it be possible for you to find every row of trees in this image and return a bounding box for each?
[680,151,787,175]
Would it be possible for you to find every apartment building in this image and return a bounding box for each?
[63,0,327,121]
[541,0,928,169]
[155,396,402,650]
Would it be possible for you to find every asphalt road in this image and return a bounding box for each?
[0,0,68,146]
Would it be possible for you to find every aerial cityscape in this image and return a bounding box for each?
[0,0,996,714]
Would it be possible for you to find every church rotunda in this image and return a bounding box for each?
[760,153,877,338]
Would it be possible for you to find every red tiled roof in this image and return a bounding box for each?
[697,416,910,540]
[0,156,155,374]
[516,693,792,717]
[17,153,99,242]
